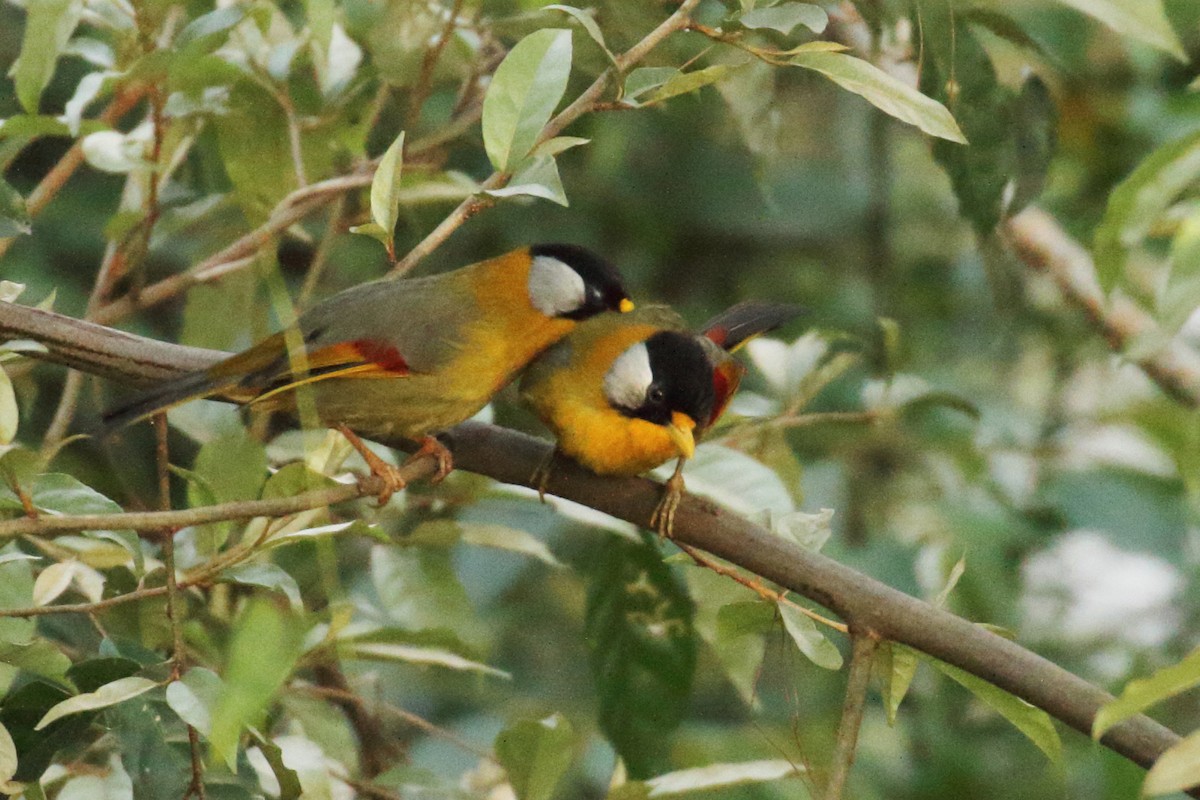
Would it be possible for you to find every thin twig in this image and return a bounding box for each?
[823,633,879,800]
[297,195,347,306]
[408,0,467,128]
[386,0,703,277]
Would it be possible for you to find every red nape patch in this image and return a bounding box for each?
[351,339,410,373]
[709,362,742,426]
[704,325,730,349]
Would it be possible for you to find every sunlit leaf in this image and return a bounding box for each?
[166,667,223,736]
[9,0,82,113]
[175,5,247,49]
[546,5,615,65]
[483,29,573,172]
[1052,0,1184,60]
[1094,129,1200,293]
[0,721,15,789]
[645,759,804,796]
[655,444,793,517]
[1144,728,1200,796]
[1093,646,1200,739]
[877,642,921,726]
[35,676,158,730]
[531,136,590,158]
[1160,213,1200,334]
[220,563,303,609]
[495,713,575,800]
[366,131,405,257]
[648,64,739,104]
[931,659,1062,762]
[771,508,833,551]
[778,603,843,669]
[247,730,304,800]
[209,600,306,769]
[789,51,966,143]
[340,642,510,678]
[738,3,827,35]
[0,368,16,445]
[486,155,568,206]
[32,561,76,606]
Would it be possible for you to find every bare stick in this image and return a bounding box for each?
[823,634,878,800]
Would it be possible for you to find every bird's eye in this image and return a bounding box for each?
[647,385,665,404]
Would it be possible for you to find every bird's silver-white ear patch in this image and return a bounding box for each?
[528,255,586,317]
[604,342,653,411]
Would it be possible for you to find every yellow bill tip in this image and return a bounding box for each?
[667,412,697,459]
[619,298,635,313]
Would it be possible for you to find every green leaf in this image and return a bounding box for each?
[209,599,306,769]
[0,369,15,445]
[486,155,568,206]
[531,136,590,158]
[648,64,739,104]
[370,546,481,644]
[339,641,510,678]
[644,759,804,795]
[247,729,303,800]
[877,642,920,726]
[1093,646,1200,739]
[165,667,224,736]
[9,0,82,113]
[1144,728,1200,796]
[1160,212,1200,334]
[495,713,575,800]
[778,603,843,669]
[0,722,15,790]
[624,67,678,101]
[188,428,268,551]
[482,29,573,172]
[685,567,765,705]
[738,3,827,35]
[453,521,564,566]
[656,444,794,518]
[789,50,966,143]
[35,676,158,730]
[175,5,248,50]
[545,5,616,65]
[1052,0,1185,60]
[586,534,696,778]
[0,639,72,685]
[367,131,405,258]
[220,563,303,609]
[930,659,1062,763]
[0,179,31,239]
[1095,130,1200,293]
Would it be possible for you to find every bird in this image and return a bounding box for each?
[103,243,634,500]
[519,300,802,535]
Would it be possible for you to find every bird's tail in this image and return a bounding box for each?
[700,300,804,352]
[100,370,236,433]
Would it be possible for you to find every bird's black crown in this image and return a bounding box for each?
[531,242,630,320]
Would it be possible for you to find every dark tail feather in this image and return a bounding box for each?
[100,370,232,434]
[700,301,804,352]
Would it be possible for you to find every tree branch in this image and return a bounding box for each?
[823,634,878,800]
[0,306,1190,788]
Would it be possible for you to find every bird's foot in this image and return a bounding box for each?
[530,447,560,504]
[338,424,407,506]
[405,435,454,484]
[649,460,687,539]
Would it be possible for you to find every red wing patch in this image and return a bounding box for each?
[304,339,411,377]
[708,360,745,426]
[703,325,731,349]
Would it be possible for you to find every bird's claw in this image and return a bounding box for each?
[530,448,559,504]
[338,424,407,506]
[408,435,453,484]
[650,461,687,539]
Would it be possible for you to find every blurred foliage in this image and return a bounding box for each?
[1,0,1200,798]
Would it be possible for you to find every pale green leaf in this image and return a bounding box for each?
[1093,646,1200,739]
[1144,728,1200,796]
[9,0,82,114]
[648,64,739,104]
[35,676,158,730]
[546,5,615,65]
[32,561,76,606]
[0,282,25,303]
[1159,212,1200,334]
[340,642,510,678]
[486,155,568,206]
[531,136,590,158]
[0,179,31,239]
[369,131,405,256]
[739,3,827,35]
[624,67,678,101]
[1053,0,1184,60]
[878,642,921,726]
[771,508,833,551]
[348,221,389,245]
[0,722,15,786]
[931,659,1062,762]
[645,759,804,796]
[457,522,563,567]
[175,4,247,49]
[778,603,843,670]
[0,368,16,445]
[165,667,223,737]
[220,563,303,609]
[1095,130,1200,293]
[495,713,575,800]
[932,554,966,608]
[482,29,573,172]
[788,51,966,143]
[655,444,793,517]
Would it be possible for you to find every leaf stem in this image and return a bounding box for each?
[823,633,879,800]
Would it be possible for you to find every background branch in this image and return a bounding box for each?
[0,303,1190,789]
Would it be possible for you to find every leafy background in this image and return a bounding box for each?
[2,0,1200,798]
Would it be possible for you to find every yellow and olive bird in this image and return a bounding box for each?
[104,244,633,498]
[520,301,802,534]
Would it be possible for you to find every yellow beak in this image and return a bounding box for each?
[619,297,635,313]
[666,412,696,459]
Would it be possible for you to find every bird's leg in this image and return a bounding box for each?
[337,423,408,506]
[649,458,687,539]
[529,446,562,503]
[404,435,454,484]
